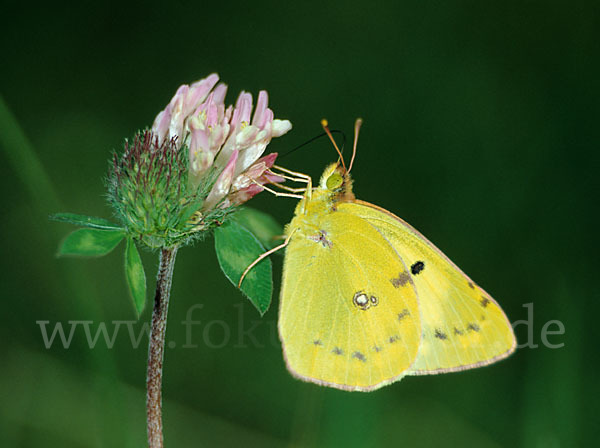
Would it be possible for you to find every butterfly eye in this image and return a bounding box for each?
[326,173,343,190]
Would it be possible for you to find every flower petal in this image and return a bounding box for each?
[252,91,269,127]
[272,119,292,137]
[204,149,239,209]
[185,74,220,116]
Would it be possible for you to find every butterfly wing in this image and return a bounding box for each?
[279,211,421,391]
[338,200,516,375]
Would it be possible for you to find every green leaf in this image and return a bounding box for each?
[58,228,126,257]
[233,207,284,250]
[214,220,272,315]
[51,212,123,230]
[125,238,147,318]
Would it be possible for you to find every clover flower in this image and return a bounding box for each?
[151,74,291,208]
[108,74,291,248]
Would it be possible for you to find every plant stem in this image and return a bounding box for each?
[147,246,178,448]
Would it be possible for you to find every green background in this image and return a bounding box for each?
[1,1,597,446]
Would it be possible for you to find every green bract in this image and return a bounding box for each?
[106,131,234,249]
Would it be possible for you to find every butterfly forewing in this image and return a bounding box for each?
[279,211,421,391]
[339,201,516,374]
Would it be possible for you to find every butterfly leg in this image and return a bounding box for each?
[271,165,312,190]
[267,167,312,194]
[238,229,297,288]
[270,165,313,212]
[250,180,305,199]
[272,183,308,193]
[271,164,312,182]
[267,169,310,185]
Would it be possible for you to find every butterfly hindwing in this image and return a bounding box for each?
[279,211,421,391]
[338,201,516,374]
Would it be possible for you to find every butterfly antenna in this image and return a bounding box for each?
[348,118,363,174]
[321,119,346,172]
[279,130,346,159]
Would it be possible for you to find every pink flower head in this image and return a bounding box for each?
[151,74,292,208]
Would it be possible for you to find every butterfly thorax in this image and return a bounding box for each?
[285,163,355,238]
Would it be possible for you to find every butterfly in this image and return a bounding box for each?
[242,119,516,391]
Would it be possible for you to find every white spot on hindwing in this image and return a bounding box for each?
[354,292,368,307]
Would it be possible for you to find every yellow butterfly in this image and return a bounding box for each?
[242,119,516,391]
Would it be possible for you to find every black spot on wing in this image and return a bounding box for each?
[467,323,480,332]
[313,339,323,346]
[468,281,474,289]
[352,351,367,362]
[410,261,425,275]
[397,309,410,321]
[480,296,490,308]
[332,346,343,355]
[388,335,400,344]
[390,271,411,288]
[454,327,464,336]
[434,329,448,340]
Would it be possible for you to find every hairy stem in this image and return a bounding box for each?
[147,246,178,448]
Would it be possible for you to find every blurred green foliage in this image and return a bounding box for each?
[1,1,597,447]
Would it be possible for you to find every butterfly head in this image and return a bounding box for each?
[319,162,355,201]
[317,118,362,203]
